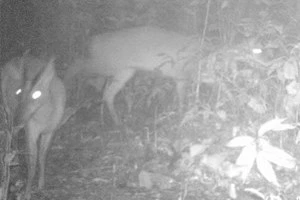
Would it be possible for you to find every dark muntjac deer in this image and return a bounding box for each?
[1,56,66,200]
[65,26,197,125]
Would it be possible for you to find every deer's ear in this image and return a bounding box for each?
[33,58,56,90]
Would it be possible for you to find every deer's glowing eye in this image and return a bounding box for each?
[32,90,42,100]
[16,89,22,95]
[252,48,262,54]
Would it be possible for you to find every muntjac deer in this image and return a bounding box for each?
[1,56,44,120]
[2,56,66,200]
[65,26,197,125]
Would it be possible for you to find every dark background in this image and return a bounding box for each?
[2,0,298,67]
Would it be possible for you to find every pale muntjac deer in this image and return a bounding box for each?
[65,26,197,125]
[1,56,66,200]
[1,56,44,120]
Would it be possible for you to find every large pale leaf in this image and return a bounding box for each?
[227,136,255,148]
[260,143,296,169]
[258,118,295,136]
[233,144,257,181]
[256,153,279,186]
[235,144,257,166]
